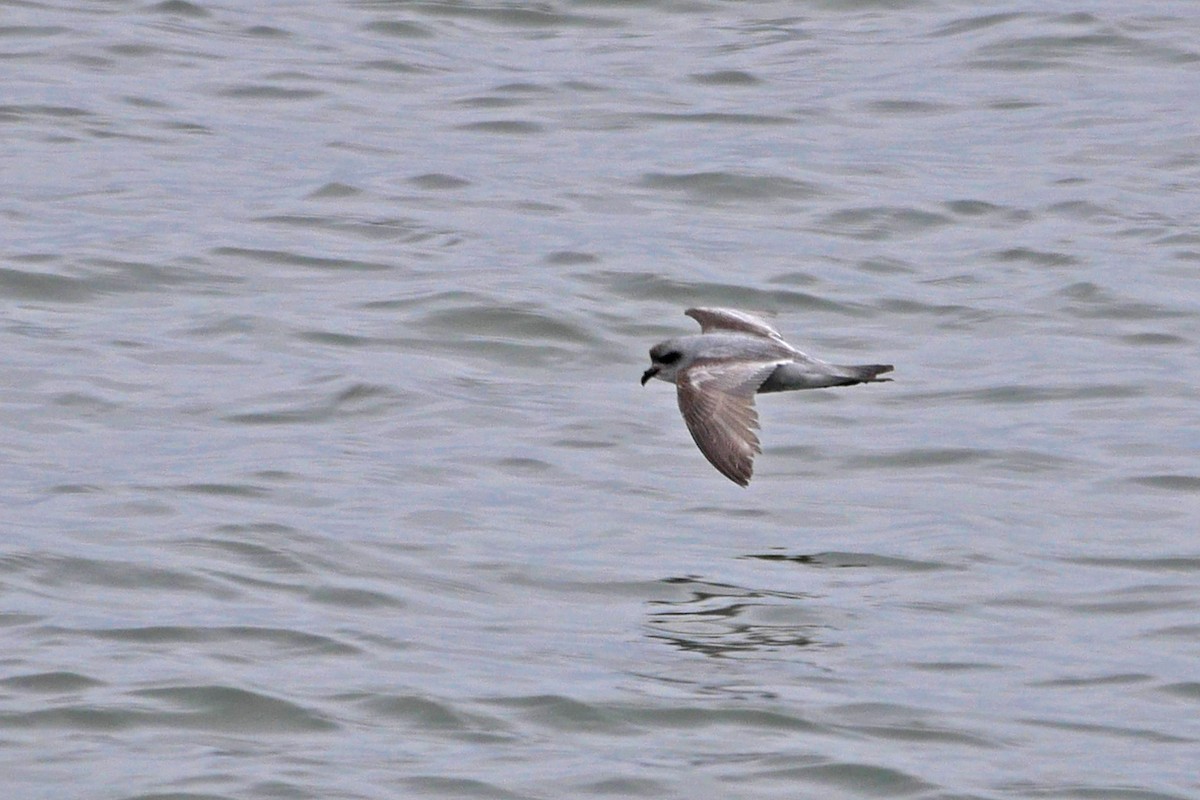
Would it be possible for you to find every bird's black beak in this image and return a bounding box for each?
[641,366,658,386]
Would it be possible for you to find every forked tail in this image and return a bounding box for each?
[839,363,894,384]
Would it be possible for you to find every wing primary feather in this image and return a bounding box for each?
[685,308,786,343]
[675,360,779,486]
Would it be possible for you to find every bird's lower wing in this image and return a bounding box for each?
[676,360,782,486]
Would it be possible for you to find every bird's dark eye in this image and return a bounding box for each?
[658,351,681,365]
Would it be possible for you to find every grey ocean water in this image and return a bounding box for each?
[3,0,1199,797]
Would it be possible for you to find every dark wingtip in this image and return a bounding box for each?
[723,466,752,487]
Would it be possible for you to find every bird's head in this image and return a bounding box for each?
[641,340,687,386]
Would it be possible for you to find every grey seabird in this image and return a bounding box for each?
[641,307,893,486]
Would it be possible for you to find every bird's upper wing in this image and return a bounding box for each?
[675,359,783,487]
[685,308,788,345]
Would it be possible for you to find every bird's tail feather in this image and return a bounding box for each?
[838,363,893,384]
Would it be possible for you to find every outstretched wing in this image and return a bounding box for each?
[675,359,782,487]
[685,307,788,345]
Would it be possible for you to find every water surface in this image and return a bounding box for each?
[3,1,1199,798]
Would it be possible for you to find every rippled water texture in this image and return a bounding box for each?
[3,1,1200,798]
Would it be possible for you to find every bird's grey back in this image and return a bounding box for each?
[670,332,797,363]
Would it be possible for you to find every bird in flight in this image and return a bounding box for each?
[641,307,892,486]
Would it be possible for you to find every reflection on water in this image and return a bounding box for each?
[649,576,822,657]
